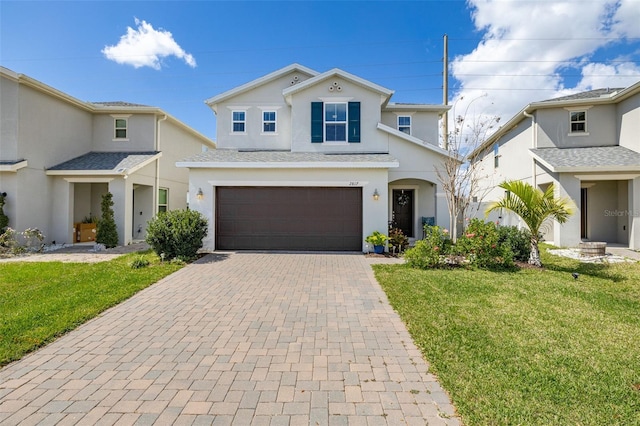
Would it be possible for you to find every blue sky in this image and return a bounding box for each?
[2,1,639,141]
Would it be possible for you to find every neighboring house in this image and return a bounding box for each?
[0,67,215,246]
[470,81,640,249]
[177,63,453,251]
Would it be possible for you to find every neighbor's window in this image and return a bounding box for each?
[232,111,246,133]
[570,110,586,133]
[494,143,500,168]
[325,103,347,141]
[398,116,411,135]
[114,118,128,139]
[263,111,276,133]
[158,188,168,212]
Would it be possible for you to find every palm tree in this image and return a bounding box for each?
[486,181,574,267]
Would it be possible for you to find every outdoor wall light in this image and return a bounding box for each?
[196,188,204,200]
[373,189,380,201]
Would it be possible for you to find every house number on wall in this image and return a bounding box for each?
[348,181,359,186]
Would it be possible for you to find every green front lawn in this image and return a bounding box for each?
[0,251,183,367]
[373,247,640,425]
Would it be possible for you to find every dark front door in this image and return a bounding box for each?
[392,189,414,237]
[216,187,362,251]
[581,187,588,239]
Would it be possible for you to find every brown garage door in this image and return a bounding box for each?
[216,187,362,251]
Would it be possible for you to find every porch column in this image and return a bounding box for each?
[555,174,581,247]
[52,179,74,245]
[630,177,640,250]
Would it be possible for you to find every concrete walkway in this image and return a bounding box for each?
[0,253,459,425]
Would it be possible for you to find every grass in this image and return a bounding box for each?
[373,246,640,425]
[0,251,183,367]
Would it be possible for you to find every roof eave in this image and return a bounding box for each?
[0,160,28,173]
[176,161,399,169]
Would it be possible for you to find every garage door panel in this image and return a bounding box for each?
[216,187,362,251]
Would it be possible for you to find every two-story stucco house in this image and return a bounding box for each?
[470,81,640,249]
[178,63,453,251]
[0,67,215,246]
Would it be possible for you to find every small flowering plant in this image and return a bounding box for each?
[455,218,513,269]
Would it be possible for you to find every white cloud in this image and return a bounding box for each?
[449,0,640,135]
[102,18,196,70]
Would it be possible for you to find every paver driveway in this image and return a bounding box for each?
[0,253,459,425]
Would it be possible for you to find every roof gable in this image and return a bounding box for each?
[204,63,318,108]
[282,68,394,106]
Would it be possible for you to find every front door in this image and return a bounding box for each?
[392,189,414,238]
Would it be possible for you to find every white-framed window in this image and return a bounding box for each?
[232,111,246,133]
[570,110,587,133]
[325,102,347,142]
[158,188,168,213]
[111,114,131,140]
[493,143,500,168]
[398,115,411,135]
[262,111,276,133]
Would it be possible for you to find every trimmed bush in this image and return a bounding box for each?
[146,209,208,261]
[405,225,452,269]
[497,225,531,262]
[96,192,119,248]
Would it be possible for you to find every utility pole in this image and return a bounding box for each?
[443,34,449,150]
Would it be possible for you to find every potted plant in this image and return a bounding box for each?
[366,231,388,254]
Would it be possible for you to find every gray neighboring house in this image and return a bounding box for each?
[471,81,640,249]
[0,67,215,246]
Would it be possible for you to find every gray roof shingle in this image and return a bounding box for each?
[180,150,398,164]
[48,151,159,171]
[530,146,640,171]
[541,88,624,102]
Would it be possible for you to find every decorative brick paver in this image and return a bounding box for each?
[0,253,460,424]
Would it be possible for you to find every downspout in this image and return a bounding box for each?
[523,110,536,187]
[156,115,168,214]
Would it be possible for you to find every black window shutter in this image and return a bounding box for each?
[348,102,360,143]
[311,102,323,143]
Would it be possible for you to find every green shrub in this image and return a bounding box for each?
[0,193,8,231]
[388,228,409,253]
[456,219,514,270]
[146,209,208,262]
[129,256,150,269]
[497,225,531,262]
[405,225,452,269]
[96,192,119,248]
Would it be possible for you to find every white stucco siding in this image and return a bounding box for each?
[289,79,387,153]
[537,105,618,149]
[380,111,440,146]
[213,73,298,151]
[92,113,156,152]
[1,75,19,160]
[187,167,389,252]
[618,94,640,152]
[18,84,93,170]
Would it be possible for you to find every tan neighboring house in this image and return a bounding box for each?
[178,63,453,252]
[471,81,640,249]
[0,67,215,246]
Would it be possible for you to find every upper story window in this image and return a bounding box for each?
[262,111,276,133]
[325,103,347,141]
[570,110,587,133]
[111,114,131,140]
[311,101,360,143]
[232,111,246,133]
[398,116,411,135]
[493,143,500,168]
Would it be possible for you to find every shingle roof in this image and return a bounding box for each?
[541,88,624,102]
[0,159,26,165]
[48,151,159,171]
[179,150,398,166]
[91,101,152,107]
[530,146,640,172]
